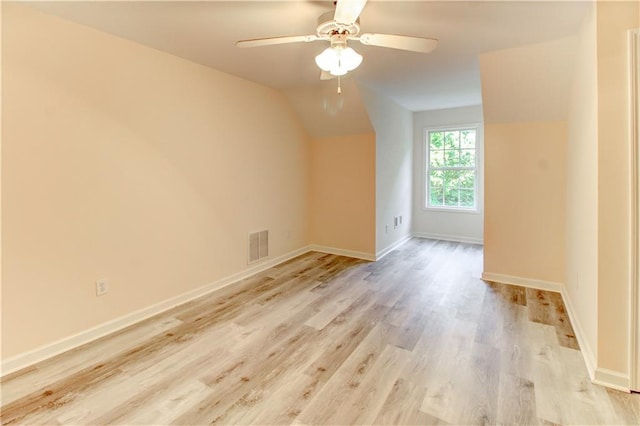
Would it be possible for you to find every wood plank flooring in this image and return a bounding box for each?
[2,238,639,425]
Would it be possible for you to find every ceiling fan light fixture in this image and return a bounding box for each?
[314,47,338,71]
[315,45,363,76]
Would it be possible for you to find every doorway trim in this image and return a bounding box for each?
[630,28,640,392]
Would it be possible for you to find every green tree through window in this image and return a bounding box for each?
[427,128,477,209]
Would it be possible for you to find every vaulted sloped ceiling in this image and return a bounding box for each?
[283,79,373,139]
[24,1,591,112]
[479,36,579,124]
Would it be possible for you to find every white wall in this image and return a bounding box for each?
[564,3,598,377]
[359,84,413,256]
[412,106,484,244]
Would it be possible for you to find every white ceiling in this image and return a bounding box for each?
[25,0,591,112]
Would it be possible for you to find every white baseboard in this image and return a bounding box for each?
[480,272,563,293]
[593,368,631,392]
[375,235,413,260]
[6,245,632,393]
[413,232,483,245]
[482,271,631,392]
[311,236,414,262]
[559,286,598,385]
[1,246,313,377]
[309,245,376,262]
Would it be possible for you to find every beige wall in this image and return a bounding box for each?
[596,0,639,374]
[2,4,310,358]
[482,0,640,385]
[309,133,376,254]
[565,2,598,373]
[480,35,574,285]
[484,121,567,284]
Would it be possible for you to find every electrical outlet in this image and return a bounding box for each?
[96,279,109,296]
[399,215,403,225]
[385,224,389,234]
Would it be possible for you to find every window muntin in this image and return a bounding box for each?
[426,128,477,210]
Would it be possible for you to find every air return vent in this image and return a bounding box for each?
[248,230,269,264]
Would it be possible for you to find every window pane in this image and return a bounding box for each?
[444,188,459,206]
[425,127,478,211]
[429,183,443,204]
[429,187,444,206]
[460,149,476,167]
[444,149,459,167]
[429,170,444,207]
[459,189,475,207]
[429,170,444,186]
[461,130,476,149]
[460,170,475,189]
[443,170,460,189]
[430,132,444,150]
[444,131,459,150]
[430,150,444,167]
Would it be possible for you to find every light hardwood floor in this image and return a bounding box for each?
[2,238,639,425]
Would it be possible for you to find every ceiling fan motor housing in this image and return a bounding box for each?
[316,11,360,38]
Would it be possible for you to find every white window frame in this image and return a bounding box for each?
[424,124,481,213]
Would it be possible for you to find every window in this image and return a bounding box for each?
[426,127,478,210]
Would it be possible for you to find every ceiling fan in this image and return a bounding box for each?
[236,0,438,83]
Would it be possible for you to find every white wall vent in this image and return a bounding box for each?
[248,230,269,264]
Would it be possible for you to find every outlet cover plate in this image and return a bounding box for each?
[96,279,109,296]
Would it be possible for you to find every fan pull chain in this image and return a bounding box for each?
[337,76,342,95]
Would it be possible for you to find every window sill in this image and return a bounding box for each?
[422,206,482,215]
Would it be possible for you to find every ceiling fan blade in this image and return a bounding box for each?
[334,0,368,26]
[236,34,321,48]
[320,70,336,80]
[356,33,438,53]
